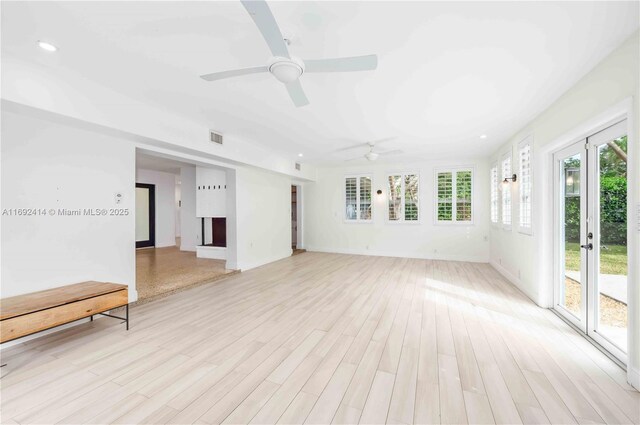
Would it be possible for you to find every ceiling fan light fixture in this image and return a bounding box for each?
[365,152,379,161]
[268,57,304,84]
[37,40,57,52]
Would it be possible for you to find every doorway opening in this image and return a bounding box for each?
[135,183,155,248]
[135,152,237,302]
[291,185,297,250]
[553,119,629,364]
[291,185,305,255]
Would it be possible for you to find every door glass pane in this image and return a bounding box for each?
[135,187,150,241]
[561,154,581,317]
[596,136,627,351]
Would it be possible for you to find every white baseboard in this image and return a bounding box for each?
[196,246,226,260]
[237,250,293,271]
[489,259,540,305]
[629,366,640,391]
[305,246,488,263]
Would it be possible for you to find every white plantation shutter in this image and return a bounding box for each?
[437,172,453,221]
[518,140,532,233]
[345,177,357,220]
[436,168,473,223]
[388,175,402,221]
[501,155,512,228]
[455,170,472,222]
[490,165,499,223]
[404,174,419,221]
[359,176,372,220]
[345,175,372,222]
[387,173,419,222]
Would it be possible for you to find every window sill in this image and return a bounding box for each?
[386,219,421,225]
[434,221,474,226]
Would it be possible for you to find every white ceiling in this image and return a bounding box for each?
[2,1,638,164]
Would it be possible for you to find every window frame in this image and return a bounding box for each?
[490,163,499,225]
[385,171,421,224]
[433,166,475,225]
[501,150,512,230]
[518,136,534,235]
[344,174,373,223]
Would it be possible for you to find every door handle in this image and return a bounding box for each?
[580,243,593,250]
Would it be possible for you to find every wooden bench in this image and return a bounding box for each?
[0,281,129,344]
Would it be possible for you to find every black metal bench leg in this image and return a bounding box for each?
[126,304,129,331]
[90,315,93,322]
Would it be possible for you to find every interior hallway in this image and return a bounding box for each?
[1,253,637,424]
[136,238,236,301]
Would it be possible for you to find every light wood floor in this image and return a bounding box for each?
[136,240,235,301]
[1,253,638,424]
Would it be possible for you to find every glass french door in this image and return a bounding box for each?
[554,119,628,364]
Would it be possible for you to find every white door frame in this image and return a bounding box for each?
[537,97,637,387]
[585,119,629,364]
[552,140,588,331]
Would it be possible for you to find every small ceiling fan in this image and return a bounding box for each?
[199,0,378,107]
[340,138,402,162]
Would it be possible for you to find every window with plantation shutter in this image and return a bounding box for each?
[359,176,372,220]
[490,164,499,224]
[345,175,372,222]
[436,168,473,223]
[501,153,512,228]
[387,173,419,222]
[518,138,532,234]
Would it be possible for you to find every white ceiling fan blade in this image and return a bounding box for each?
[334,142,369,153]
[378,149,403,156]
[344,156,364,162]
[241,0,290,58]
[285,80,309,107]
[370,136,397,145]
[200,66,268,81]
[304,54,378,73]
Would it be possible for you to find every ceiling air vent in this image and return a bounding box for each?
[295,162,301,171]
[209,130,223,145]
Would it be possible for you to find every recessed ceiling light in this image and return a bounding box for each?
[298,153,303,157]
[480,134,487,139]
[37,40,57,52]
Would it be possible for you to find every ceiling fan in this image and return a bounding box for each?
[199,0,378,107]
[340,138,402,162]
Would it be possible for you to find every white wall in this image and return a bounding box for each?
[179,166,198,251]
[1,58,317,182]
[304,159,491,262]
[1,109,136,300]
[136,168,176,248]
[196,167,227,218]
[489,31,639,387]
[232,166,292,270]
